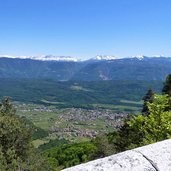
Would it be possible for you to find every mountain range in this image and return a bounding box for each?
[0,55,171,81]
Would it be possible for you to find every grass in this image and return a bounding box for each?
[120,99,143,105]
[41,99,66,105]
[32,133,59,148]
[17,105,60,130]
[32,139,49,148]
[91,103,141,111]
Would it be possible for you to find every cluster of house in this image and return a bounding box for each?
[52,108,128,138]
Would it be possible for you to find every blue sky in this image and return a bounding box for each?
[0,0,171,59]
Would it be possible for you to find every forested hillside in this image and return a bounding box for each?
[0,78,162,110]
[0,57,171,81]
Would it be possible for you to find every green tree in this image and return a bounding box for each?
[111,94,171,152]
[127,94,171,148]
[109,114,145,152]
[0,97,16,116]
[162,74,171,96]
[0,97,53,171]
[44,142,98,170]
[142,89,154,115]
[0,146,7,171]
[92,134,116,158]
[141,94,171,144]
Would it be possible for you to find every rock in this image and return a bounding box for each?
[62,139,171,171]
[134,139,171,170]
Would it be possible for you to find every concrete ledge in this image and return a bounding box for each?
[62,139,171,171]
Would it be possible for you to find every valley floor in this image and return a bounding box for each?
[16,103,128,147]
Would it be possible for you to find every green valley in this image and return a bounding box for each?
[0,79,162,110]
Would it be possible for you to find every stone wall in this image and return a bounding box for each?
[62,139,171,171]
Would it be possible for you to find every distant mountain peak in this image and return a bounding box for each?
[91,55,116,61]
[131,55,165,60]
[0,55,79,62]
[0,54,169,62]
[33,55,79,62]
[152,55,165,58]
[131,55,146,60]
[0,55,34,59]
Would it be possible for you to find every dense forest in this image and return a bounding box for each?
[1,75,171,170]
[0,79,162,110]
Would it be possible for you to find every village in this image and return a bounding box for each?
[17,104,128,139]
[51,108,128,139]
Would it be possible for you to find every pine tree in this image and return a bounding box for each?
[142,89,154,115]
[162,74,171,96]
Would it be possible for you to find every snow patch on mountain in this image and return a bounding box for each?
[91,55,117,61]
[0,55,79,62]
[0,54,169,62]
[131,55,146,60]
[33,55,79,62]
[152,55,165,58]
[130,55,165,60]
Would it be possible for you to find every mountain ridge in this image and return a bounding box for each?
[0,55,169,62]
[0,56,170,81]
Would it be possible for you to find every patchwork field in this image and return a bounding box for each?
[16,103,130,147]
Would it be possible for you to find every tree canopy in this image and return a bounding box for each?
[142,89,154,115]
[110,94,171,151]
[162,74,171,96]
[0,97,53,171]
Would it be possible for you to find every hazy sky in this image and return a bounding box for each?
[0,0,171,59]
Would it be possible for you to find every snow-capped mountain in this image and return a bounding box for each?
[90,55,117,61]
[0,54,168,62]
[130,55,166,60]
[34,55,79,62]
[131,55,146,60]
[0,55,79,62]
[0,54,171,81]
[0,55,34,59]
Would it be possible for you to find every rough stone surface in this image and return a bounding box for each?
[62,139,171,171]
[135,139,171,171]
